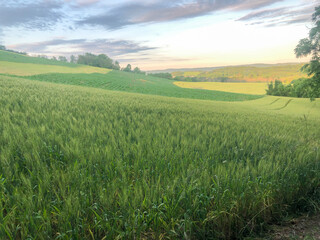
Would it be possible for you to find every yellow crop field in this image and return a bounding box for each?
[0,61,111,76]
[174,81,267,95]
[172,64,308,83]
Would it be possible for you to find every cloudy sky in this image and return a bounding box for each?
[0,0,316,70]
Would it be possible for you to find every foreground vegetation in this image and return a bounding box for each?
[0,75,319,239]
[266,78,320,99]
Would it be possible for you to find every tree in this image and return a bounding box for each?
[114,61,120,70]
[133,67,142,73]
[77,53,119,69]
[58,56,68,62]
[0,45,6,50]
[70,55,77,64]
[295,5,320,100]
[122,64,132,72]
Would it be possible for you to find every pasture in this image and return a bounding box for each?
[0,74,320,239]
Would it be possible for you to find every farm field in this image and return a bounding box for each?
[174,82,268,95]
[173,63,308,83]
[0,74,320,239]
[24,72,262,101]
[0,61,111,76]
[2,1,320,239]
[0,50,262,101]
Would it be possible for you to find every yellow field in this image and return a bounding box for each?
[172,64,308,83]
[174,81,268,95]
[0,61,111,76]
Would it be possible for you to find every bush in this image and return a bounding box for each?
[266,78,320,99]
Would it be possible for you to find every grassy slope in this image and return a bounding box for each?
[0,50,261,101]
[24,72,262,101]
[0,50,77,66]
[0,51,111,76]
[173,64,308,83]
[0,61,111,76]
[0,75,319,239]
[174,82,268,95]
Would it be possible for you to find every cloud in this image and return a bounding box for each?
[8,38,157,57]
[78,0,283,29]
[0,1,63,29]
[238,3,315,26]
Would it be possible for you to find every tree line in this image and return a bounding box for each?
[1,45,145,74]
[48,53,146,74]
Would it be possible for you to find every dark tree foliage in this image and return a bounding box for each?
[294,5,320,100]
[122,64,132,72]
[58,56,68,62]
[266,78,319,98]
[132,67,146,75]
[77,53,120,70]
[70,55,77,64]
[114,61,120,70]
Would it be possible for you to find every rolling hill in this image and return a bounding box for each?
[172,63,308,83]
[0,50,262,101]
[0,49,320,239]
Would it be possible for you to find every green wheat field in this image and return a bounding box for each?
[0,50,320,239]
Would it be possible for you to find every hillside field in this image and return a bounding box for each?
[0,51,320,239]
[174,82,268,95]
[173,63,308,83]
[0,51,262,101]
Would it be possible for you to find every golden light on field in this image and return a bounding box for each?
[0,62,111,76]
[174,82,268,95]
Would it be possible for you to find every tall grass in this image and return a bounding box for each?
[0,76,319,239]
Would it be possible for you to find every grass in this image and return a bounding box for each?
[0,50,77,66]
[24,71,263,101]
[0,75,320,239]
[173,64,308,83]
[174,82,268,95]
[0,61,111,76]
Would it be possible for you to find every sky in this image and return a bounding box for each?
[0,0,317,70]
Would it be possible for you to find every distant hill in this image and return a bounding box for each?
[170,63,308,83]
[148,63,306,74]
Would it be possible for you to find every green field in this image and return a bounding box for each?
[173,64,308,83]
[0,51,262,101]
[24,72,262,101]
[174,81,268,95]
[1,51,320,239]
[0,50,77,66]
